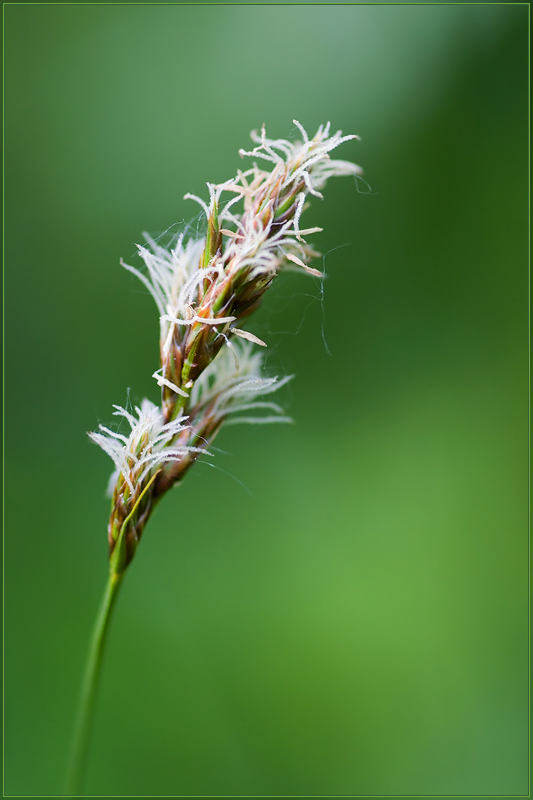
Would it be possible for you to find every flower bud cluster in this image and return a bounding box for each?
[91,121,361,571]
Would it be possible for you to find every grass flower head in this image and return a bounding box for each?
[72,120,361,796]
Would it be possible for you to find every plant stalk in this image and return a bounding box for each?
[64,569,123,796]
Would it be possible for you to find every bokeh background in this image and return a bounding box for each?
[5,4,528,797]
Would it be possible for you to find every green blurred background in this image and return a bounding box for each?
[5,4,528,797]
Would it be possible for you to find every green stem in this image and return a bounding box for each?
[64,569,124,796]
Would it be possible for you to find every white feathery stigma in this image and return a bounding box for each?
[121,234,207,344]
[239,119,362,196]
[190,341,293,426]
[89,399,207,497]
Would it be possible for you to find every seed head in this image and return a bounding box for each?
[92,120,362,571]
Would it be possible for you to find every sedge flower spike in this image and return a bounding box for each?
[68,120,362,796]
[93,120,361,568]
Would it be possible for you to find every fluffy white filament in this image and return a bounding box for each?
[190,341,292,425]
[89,400,207,497]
